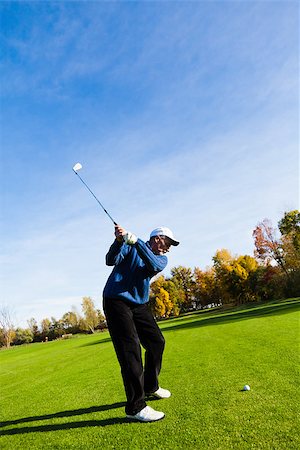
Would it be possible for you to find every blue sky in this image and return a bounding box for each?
[1,1,299,327]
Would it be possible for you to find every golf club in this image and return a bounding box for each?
[72,163,117,226]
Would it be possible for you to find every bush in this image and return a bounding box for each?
[13,328,34,345]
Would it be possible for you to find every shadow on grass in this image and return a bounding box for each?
[0,402,126,428]
[0,417,132,434]
[0,402,131,434]
[161,299,300,333]
[80,336,112,347]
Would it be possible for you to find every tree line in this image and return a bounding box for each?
[0,297,106,348]
[1,210,299,348]
[149,210,299,318]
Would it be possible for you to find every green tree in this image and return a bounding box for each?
[96,310,107,330]
[27,318,41,342]
[13,328,34,345]
[49,317,65,339]
[278,210,300,250]
[62,309,81,334]
[278,210,300,296]
[41,318,51,340]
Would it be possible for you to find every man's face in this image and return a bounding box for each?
[151,235,172,255]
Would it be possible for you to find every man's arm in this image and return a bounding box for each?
[105,240,127,266]
[105,225,130,266]
[135,239,168,273]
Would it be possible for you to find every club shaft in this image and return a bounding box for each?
[73,170,117,225]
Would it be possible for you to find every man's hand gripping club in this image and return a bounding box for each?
[115,225,137,245]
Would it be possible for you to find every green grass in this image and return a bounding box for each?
[1,298,299,449]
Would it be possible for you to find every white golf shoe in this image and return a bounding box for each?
[126,406,165,422]
[150,387,171,399]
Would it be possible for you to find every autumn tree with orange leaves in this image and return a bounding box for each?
[253,211,300,296]
[252,219,286,273]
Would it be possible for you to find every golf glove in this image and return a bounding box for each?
[124,232,137,245]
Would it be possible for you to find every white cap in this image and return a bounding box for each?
[150,227,180,246]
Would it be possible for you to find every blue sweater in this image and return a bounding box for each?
[103,238,168,304]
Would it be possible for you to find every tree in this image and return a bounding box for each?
[81,297,98,333]
[193,267,218,308]
[150,276,165,317]
[150,275,166,297]
[0,306,15,348]
[170,266,195,311]
[164,279,181,316]
[13,328,34,345]
[212,249,235,304]
[62,308,81,334]
[161,288,173,318]
[213,250,260,305]
[229,255,259,303]
[278,210,300,296]
[252,219,286,273]
[96,310,107,330]
[41,318,51,340]
[278,210,300,270]
[150,275,180,317]
[27,318,41,342]
[255,265,285,301]
[153,289,167,319]
[48,317,65,339]
[278,210,300,250]
[253,212,300,297]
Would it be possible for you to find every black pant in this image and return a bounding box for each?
[103,297,165,415]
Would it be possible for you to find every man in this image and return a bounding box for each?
[103,225,179,422]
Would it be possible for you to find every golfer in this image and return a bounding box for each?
[103,225,179,422]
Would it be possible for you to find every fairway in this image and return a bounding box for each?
[1,299,299,449]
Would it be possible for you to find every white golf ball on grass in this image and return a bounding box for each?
[242,384,251,391]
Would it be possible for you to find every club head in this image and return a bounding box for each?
[73,163,82,172]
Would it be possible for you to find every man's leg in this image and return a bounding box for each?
[103,297,146,415]
[133,303,165,394]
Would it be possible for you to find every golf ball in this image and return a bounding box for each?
[243,385,250,391]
